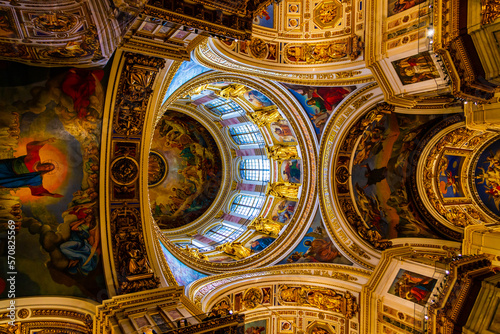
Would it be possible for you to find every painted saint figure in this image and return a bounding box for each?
[0,138,63,197]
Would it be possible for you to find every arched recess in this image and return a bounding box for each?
[187,263,371,333]
[319,83,462,270]
[153,71,318,273]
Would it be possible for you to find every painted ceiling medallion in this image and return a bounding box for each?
[314,0,342,28]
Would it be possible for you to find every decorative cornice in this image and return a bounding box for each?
[193,39,374,86]
[188,262,371,309]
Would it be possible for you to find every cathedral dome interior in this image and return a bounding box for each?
[0,0,500,334]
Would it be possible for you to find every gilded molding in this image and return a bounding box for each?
[194,39,374,86]
[106,52,166,294]
[188,263,371,308]
[319,83,381,270]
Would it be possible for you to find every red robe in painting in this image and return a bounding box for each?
[62,68,104,119]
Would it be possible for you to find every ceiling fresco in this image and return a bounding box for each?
[0,62,107,301]
[0,1,128,67]
[350,108,450,240]
[473,136,500,219]
[149,110,223,230]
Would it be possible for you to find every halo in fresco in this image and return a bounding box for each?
[473,136,500,218]
[149,111,223,229]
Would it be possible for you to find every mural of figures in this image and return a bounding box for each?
[0,9,16,38]
[388,269,437,305]
[270,120,296,143]
[0,63,107,300]
[285,85,356,137]
[392,52,440,85]
[149,111,223,229]
[388,0,426,17]
[351,111,446,239]
[278,212,352,265]
[253,3,274,28]
[270,200,297,224]
[247,236,276,252]
[243,90,274,109]
[281,159,301,183]
[474,138,500,217]
[243,319,267,334]
[438,155,465,197]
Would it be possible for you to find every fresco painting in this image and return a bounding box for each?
[0,9,16,38]
[351,111,444,240]
[160,243,207,286]
[278,211,352,265]
[392,52,440,85]
[243,90,274,109]
[253,3,274,28]
[149,111,223,229]
[246,235,276,253]
[163,61,212,103]
[474,138,500,217]
[0,64,107,300]
[388,269,437,305]
[242,319,267,334]
[281,159,301,183]
[438,154,464,198]
[285,84,355,137]
[388,0,426,17]
[270,200,296,224]
[270,120,296,143]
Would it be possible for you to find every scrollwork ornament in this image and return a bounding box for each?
[482,0,500,25]
[249,38,268,59]
[242,287,263,310]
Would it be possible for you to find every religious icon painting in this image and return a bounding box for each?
[246,235,276,253]
[270,120,297,143]
[243,89,274,108]
[387,269,437,306]
[391,52,440,85]
[281,159,301,183]
[270,200,297,224]
[280,320,294,333]
[387,0,426,17]
[437,153,466,199]
[473,137,500,218]
[0,8,18,38]
[244,319,267,334]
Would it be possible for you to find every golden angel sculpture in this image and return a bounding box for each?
[216,241,253,260]
[267,182,300,199]
[266,144,299,161]
[247,108,282,127]
[248,217,284,237]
